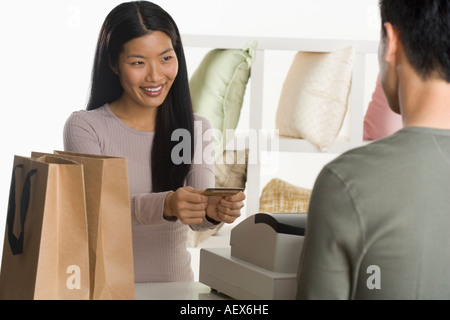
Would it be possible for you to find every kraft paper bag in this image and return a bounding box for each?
[51,151,135,300]
[0,155,90,300]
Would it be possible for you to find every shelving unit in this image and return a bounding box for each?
[182,34,379,216]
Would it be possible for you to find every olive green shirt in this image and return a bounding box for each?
[297,127,450,299]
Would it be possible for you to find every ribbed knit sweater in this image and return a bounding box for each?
[63,104,216,282]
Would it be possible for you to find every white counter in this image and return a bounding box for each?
[134,282,231,300]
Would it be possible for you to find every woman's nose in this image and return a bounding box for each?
[145,63,162,83]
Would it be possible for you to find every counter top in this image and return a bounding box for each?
[135,282,231,300]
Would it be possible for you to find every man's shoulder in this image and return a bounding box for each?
[324,130,411,179]
[330,127,447,168]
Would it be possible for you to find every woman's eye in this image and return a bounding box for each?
[132,61,144,66]
[162,56,172,62]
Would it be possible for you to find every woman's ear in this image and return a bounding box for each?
[109,58,119,76]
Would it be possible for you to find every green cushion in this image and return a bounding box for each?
[190,41,257,157]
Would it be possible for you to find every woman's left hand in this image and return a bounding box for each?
[206,192,246,224]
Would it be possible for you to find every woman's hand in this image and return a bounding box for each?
[163,186,208,225]
[206,192,246,224]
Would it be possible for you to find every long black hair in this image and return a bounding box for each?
[87,1,194,192]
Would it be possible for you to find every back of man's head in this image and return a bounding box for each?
[380,0,450,83]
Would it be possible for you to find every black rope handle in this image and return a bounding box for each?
[6,164,37,255]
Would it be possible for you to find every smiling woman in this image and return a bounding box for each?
[62,1,245,283]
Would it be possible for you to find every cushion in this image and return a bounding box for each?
[188,149,249,248]
[214,149,249,189]
[363,74,403,141]
[259,178,312,214]
[190,41,257,158]
[276,47,354,151]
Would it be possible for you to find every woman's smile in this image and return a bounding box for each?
[141,83,166,97]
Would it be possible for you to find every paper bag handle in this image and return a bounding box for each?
[6,164,37,255]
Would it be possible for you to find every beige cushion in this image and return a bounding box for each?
[214,149,249,189]
[188,149,249,248]
[259,178,311,213]
[276,47,354,151]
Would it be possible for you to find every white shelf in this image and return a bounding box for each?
[182,34,378,53]
[224,134,368,154]
[183,34,379,216]
[279,137,352,154]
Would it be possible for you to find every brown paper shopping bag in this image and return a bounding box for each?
[52,151,135,300]
[0,155,90,300]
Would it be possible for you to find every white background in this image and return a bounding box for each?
[0,0,381,258]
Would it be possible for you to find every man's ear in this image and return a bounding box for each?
[383,22,399,64]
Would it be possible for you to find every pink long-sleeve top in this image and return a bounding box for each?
[63,104,216,282]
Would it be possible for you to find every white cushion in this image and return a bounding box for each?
[276,47,354,151]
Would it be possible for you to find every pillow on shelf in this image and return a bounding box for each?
[190,41,257,158]
[276,47,354,151]
[259,178,312,214]
[215,149,249,189]
[363,74,403,141]
[188,149,249,248]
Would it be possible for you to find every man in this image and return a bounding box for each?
[296,0,450,299]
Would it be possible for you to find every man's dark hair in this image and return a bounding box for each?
[380,0,450,82]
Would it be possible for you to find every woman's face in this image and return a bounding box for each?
[112,31,179,110]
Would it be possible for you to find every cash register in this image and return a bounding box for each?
[199,213,307,300]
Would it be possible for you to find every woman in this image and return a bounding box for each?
[63,1,245,282]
